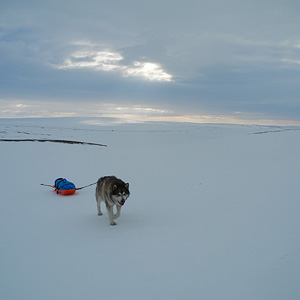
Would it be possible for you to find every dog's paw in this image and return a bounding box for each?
[110,221,117,226]
[98,212,103,216]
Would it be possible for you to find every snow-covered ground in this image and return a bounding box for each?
[1,117,300,300]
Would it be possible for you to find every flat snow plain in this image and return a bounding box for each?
[0,117,299,300]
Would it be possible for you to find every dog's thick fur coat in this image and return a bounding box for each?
[96,176,130,225]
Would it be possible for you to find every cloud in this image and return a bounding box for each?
[0,98,172,120]
[55,48,173,82]
[2,98,299,126]
[281,58,300,66]
[57,50,123,71]
[124,61,173,82]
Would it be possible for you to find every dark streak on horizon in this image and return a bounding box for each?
[0,139,107,147]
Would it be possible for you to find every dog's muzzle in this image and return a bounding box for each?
[119,199,126,206]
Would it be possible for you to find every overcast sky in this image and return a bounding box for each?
[1,0,300,125]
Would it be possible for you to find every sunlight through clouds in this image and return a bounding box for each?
[124,62,173,82]
[1,99,300,126]
[56,48,173,82]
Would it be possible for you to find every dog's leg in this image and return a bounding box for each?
[96,197,103,216]
[113,205,121,219]
[107,206,117,225]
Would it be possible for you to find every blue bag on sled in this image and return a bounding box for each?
[54,178,76,195]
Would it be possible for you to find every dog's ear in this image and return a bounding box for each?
[113,184,118,191]
[125,183,129,189]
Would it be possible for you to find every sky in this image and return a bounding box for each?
[1,0,300,125]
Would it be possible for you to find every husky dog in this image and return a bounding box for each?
[96,176,130,225]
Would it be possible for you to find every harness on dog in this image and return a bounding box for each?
[41,178,97,195]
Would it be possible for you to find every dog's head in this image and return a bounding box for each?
[111,182,130,206]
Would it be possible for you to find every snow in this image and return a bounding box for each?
[0,118,300,300]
